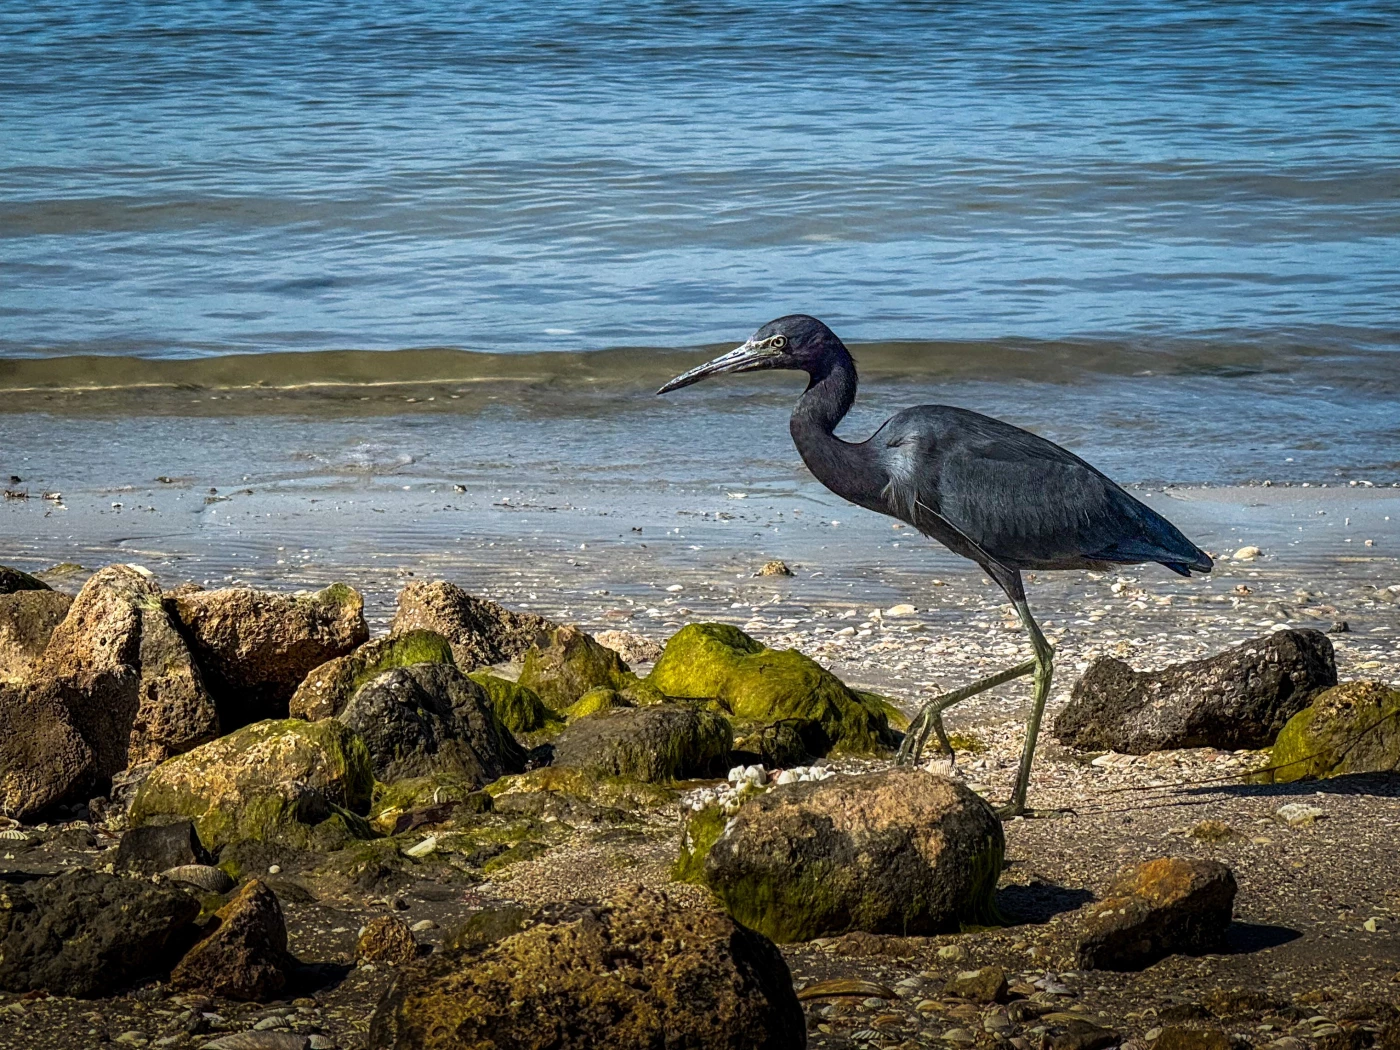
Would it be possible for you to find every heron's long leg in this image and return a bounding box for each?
[998,598,1055,818]
[896,658,1037,765]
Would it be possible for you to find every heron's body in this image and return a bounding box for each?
[660,314,1211,815]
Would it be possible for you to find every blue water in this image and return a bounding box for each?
[3,1,1398,360]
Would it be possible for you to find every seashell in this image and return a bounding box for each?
[162,864,235,893]
[403,835,437,858]
[0,829,30,841]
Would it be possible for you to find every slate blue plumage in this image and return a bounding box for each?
[659,314,1212,815]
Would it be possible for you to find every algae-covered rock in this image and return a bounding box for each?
[551,704,733,782]
[518,624,661,710]
[1259,681,1400,783]
[290,630,456,721]
[562,686,626,720]
[336,662,525,784]
[0,566,49,595]
[467,671,564,737]
[686,768,1003,943]
[172,583,369,727]
[370,772,488,833]
[0,588,72,682]
[130,719,375,852]
[647,623,898,754]
[391,581,555,671]
[367,885,806,1050]
[486,766,677,814]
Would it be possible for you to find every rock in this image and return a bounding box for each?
[551,703,732,782]
[592,629,664,665]
[1054,630,1336,753]
[117,819,213,875]
[0,566,49,594]
[0,679,96,819]
[130,718,375,852]
[1258,681,1400,783]
[289,630,456,721]
[202,1031,311,1049]
[356,915,418,965]
[518,624,662,710]
[1154,1029,1234,1050]
[682,768,1003,942]
[1073,857,1236,970]
[335,663,525,784]
[885,603,917,618]
[647,623,900,754]
[0,869,201,996]
[37,565,221,776]
[1232,546,1262,561]
[367,886,805,1050]
[1274,803,1326,826]
[945,965,1009,1003]
[466,671,563,738]
[171,879,292,1001]
[172,583,368,727]
[0,588,72,682]
[1048,1018,1122,1050]
[163,864,236,894]
[757,560,794,577]
[562,685,626,719]
[390,581,554,671]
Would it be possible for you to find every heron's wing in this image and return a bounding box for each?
[881,407,1208,570]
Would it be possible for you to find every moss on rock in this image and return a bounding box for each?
[519,624,661,710]
[370,772,486,833]
[673,804,728,885]
[551,704,733,782]
[563,686,626,720]
[290,630,456,721]
[647,623,898,754]
[466,671,563,737]
[1259,680,1400,783]
[130,718,376,852]
[486,766,677,812]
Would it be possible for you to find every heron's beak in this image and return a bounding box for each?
[656,340,783,394]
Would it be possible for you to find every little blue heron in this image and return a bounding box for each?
[658,314,1212,816]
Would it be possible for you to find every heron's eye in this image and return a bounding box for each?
[772,336,787,349]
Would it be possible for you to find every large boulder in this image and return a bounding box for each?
[1258,681,1400,783]
[647,623,900,754]
[0,869,201,996]
[172,583,369,726]
[518,624,664,710]
[682,768,1003,943]
[0,679,95,819]
[129,718,375,852]
[1054,629,1336,754]
[0,566,48,595]
[171,879,293,1001]
[336,662,526,784]
[0,588,72,682]
[367,885,805,1050]
[551,704,732,782]
[38,564,220,775]
[290,630,456,721]
[1073,858,1237,970]
[390,581,554,671]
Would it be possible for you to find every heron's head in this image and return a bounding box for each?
[656,314,843,394]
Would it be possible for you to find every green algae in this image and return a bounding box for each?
[130,718,376,852]
[518,624,663,710]
[1259,681,1400,783]
[672,804,728,885]
[486,765,677,812]
[290,629,457,720]
[647,623,898,754]
[466,671,564,736]
[563,686,626,720]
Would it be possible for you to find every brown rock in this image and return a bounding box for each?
[593,629,664,665]
[289,630,456,722]
[173,583,368,726]
[1154,1028,1235,1050]
[171,879,292,1001]
[944,965,1008,1004]
[356,915,418,965]
[0,679,95,819]
[1055,629,1335,753]
[1073,857,1236,970]
[0,589,72,682]
[390,580,554,672]
[38,564,219,775]
[368,885,805,1050]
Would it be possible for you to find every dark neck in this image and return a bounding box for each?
[789,346,888,510]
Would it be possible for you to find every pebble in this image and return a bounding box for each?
[267,864,281,875]
[885,603,917,617]
[404,835,438,858]
[1276,803,1326,826]
[1232,545,1262,561]
[410,919,437,932]
[943,1027,976,1044]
